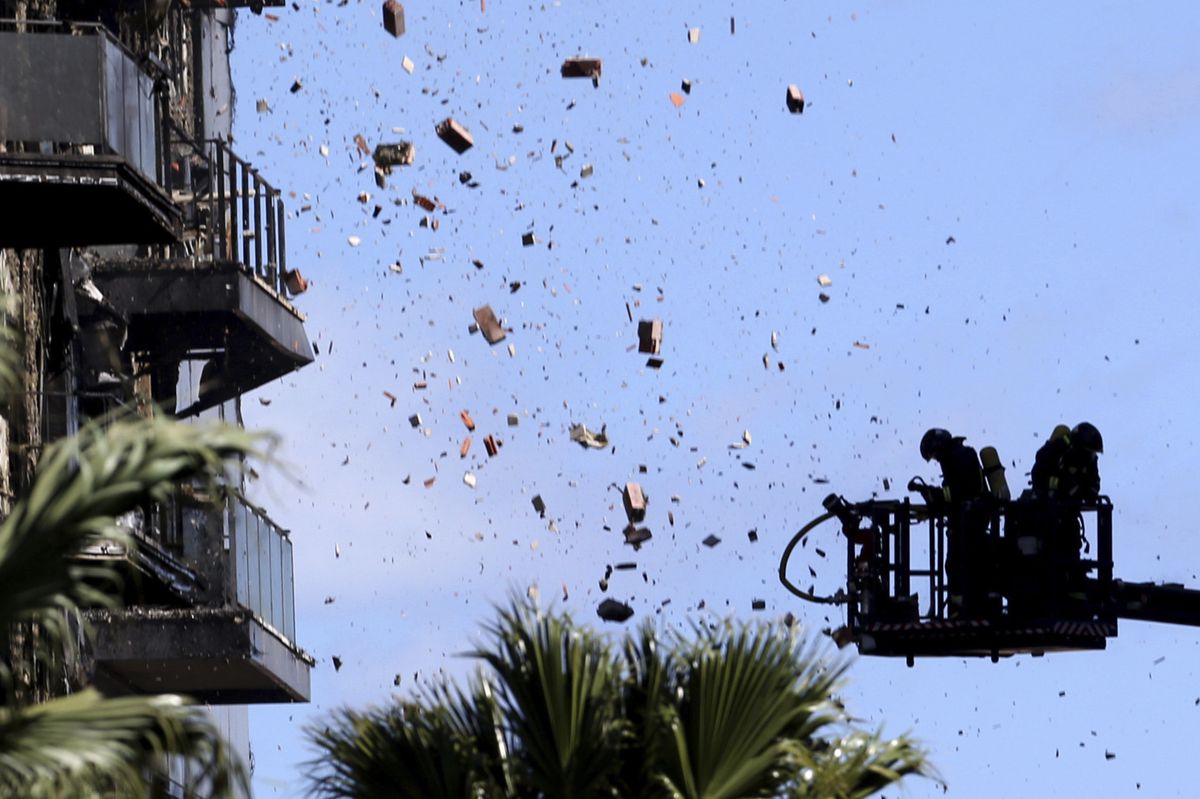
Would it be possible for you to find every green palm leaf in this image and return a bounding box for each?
[306,701,481,799]
[0,689,245,799]
[790,730,933,799]
[472,601,627,799]
[655,623,843,799]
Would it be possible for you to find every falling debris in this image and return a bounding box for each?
[436,118,475,153]
[624,525,652,547]
[681,79,692,94]
[408,413,422,428]
[532,495,546,516]
[687,27,700,43]
[623,482,647,522]
[382,0,405,37]
[569,423,609,449]
[751,599,767,611]
[473,305,506,344]
[561,56,603,86]
[255,98,271,114]
[637,319,663,354]
[460,410,476,431]
[283,269,309,295]
[702,534,721,548]
[373,141,414,171]
[580,163,594,179]
[669,91,686,108]
[786,84,805,114]
[483,435,500,457]
[597,598,634,623]
[817,274,832,287]
[347,235,362,247]
[463,472,477,488]
[459,437,472,458]
[402,55,415,74]
[521,231,538,247]
[332,655,343,671]
[507,413,520,426]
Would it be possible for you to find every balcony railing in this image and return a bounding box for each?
[166,132,290,297]
[0,20,179,245]
[0,20,162,182]
[228,492,296,643]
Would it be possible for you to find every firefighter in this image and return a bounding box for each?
[1031,422,1102,501]
[915,428,990,617]
[1029,422,1104,612]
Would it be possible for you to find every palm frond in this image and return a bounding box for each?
[305,702,481,799]
[656,622,845,799]
[618,621,676,798]
[0,417,262,635]
[790,730,935,799]
[0,689,245,799]
[472,599,627,799]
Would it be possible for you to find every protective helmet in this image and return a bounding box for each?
[1050,424,1071,441]
[1072,422,1103,455]
[920,428,953,461]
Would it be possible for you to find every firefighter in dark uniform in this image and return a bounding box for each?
[1031,422,1102,502]
[1029,422,1103,609]
[916,428,990,617]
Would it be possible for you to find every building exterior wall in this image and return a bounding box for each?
[0,2,309,794]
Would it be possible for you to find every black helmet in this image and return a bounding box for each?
[920,428,953,461]
[1072,422,1103,455]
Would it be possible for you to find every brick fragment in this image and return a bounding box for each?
[283,269,309,295]
[786,84,805,114]
[561,56,603,85]
[637,319,662,354]
[623,482,647,523]
[435,117,474,153]
[472,305,506,344]
[382,1,405,37]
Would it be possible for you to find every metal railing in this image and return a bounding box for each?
[228,492,296,642]
[166,129,290,297]
[0,20,164,183]
[843,498,1113,627]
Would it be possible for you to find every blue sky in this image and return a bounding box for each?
[230,1,1200,795]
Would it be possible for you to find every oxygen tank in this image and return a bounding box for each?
[980,446,1011,501]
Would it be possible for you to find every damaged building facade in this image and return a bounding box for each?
[0,0,313,791]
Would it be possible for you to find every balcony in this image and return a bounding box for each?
[0,21,180,247]
[88,135,313,416]
[86,492,311,704]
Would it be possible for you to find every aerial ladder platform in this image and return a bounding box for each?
[779,494,1200,664]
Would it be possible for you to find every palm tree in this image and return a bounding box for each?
[0,303,257,798]
[306,601,933,799]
